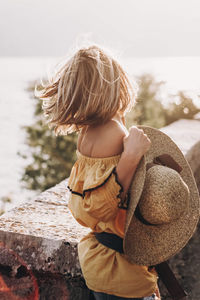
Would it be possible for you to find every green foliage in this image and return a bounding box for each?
[19,81,77,192]
[126,73,200,129]
[20,75,199,192]
[126,73,166,129]
[0,196,12,216]
[163,91,200,125]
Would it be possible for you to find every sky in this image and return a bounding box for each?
[0,0,200,209]
[1,0,200,57]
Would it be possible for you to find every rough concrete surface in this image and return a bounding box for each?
[161,119,200,155]
[0,181,90,299]
[0,119,200,300]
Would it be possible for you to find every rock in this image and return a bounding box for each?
[185,141,200,192]
[161,119,200,156]
[159,119,200,300]
[0,118,200,299]
[0,180,90,299]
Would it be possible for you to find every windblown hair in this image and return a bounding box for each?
[35,45,138,135]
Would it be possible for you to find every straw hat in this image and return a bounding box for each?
[123,125,200,266]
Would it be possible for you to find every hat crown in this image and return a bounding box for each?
[139,165,190,225]
[124,125,199,266]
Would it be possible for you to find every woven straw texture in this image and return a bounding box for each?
[123,125,200,266]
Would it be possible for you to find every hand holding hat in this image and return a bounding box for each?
[123,126,152,161]
[124,125,200,266]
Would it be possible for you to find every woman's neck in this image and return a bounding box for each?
[112,112,126,127]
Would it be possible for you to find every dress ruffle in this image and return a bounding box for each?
[67,153,129,209]
[67,150,158,297]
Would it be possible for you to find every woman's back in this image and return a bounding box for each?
[77,118,128,158]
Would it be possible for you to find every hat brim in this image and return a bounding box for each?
[123,125,200,266]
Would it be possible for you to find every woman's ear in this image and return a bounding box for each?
[153,154,182,173]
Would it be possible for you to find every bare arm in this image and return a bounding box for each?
[85,122,151,201]
[116,152,141,200]
[116,126,151,201]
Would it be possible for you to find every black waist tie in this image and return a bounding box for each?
[94,231,187,300]
[94,232,124,253]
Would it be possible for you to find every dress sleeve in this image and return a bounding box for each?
[82,166,123,222]
[67,161,128,223]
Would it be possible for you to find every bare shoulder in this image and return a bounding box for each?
[91,120,128,157]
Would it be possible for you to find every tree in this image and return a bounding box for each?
[125,73,166,129]
[20,75,199,192]
[19,80,77,192]
[164,91,200,125]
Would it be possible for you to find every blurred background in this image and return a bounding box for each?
[0,0,200,213]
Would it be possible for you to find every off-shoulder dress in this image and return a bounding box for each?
[67,149,158,298]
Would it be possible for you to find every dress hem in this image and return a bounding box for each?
[86,281,158,299]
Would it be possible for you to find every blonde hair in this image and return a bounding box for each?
[35,45,138,135]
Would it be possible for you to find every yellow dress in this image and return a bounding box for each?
[67,149,158,298]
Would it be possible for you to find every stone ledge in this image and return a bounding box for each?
[0,182,89,243]
[0,180,90,276]
[0,119,200,300]
[161,119,200,155]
